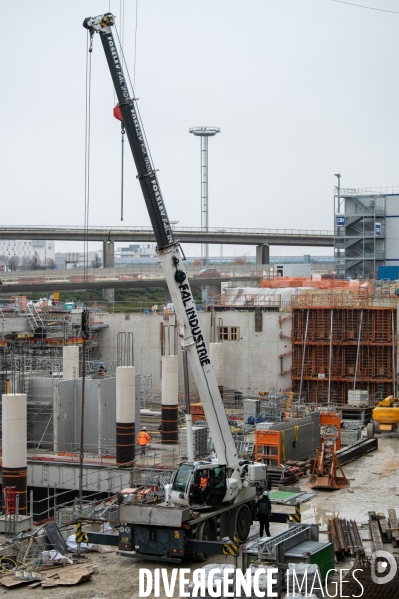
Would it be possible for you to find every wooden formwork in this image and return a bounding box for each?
[291,298,396,404]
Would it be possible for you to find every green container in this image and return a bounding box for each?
[285,540,334,579]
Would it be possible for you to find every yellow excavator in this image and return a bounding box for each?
[368,396,399,438]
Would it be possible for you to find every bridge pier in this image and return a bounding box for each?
[256,243,269,267]
[102,241,115,303]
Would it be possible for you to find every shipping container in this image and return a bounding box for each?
[377,265,399,280]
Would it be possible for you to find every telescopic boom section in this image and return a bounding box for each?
[83,14,239,472]
[83,13,173,249]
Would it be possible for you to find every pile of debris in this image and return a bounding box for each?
[0,520,114,590]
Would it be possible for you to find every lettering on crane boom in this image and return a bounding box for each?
[179,284,211,366]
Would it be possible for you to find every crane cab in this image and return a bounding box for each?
[170,462,230,508]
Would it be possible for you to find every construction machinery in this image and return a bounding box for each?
[82,12,267,562]
[368,395,399,437]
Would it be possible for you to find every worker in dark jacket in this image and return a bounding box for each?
[256,491,271,537]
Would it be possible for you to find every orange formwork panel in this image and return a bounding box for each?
[255,429,281,467]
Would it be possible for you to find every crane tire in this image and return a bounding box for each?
[192,519,212,562]
[232,504,252,543]
[367,422,374,439]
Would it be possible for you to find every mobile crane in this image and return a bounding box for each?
[83,13,267,561]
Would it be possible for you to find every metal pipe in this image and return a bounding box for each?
[182,347,194,465]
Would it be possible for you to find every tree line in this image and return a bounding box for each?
[0,252,56,271]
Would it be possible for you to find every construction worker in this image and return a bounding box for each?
[256,490,271,537]
[137,426,151,456]
[199,470,208,503]
[98,362,106,378]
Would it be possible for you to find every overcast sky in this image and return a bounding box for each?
[2,0,398,257]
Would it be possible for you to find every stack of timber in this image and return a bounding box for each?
[328,517,364,559]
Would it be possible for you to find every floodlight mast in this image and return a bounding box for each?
[82,13,245,503]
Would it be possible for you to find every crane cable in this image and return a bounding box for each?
[79,29,94,511]
[118,0,139,222]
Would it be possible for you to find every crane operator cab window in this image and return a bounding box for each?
[172,464,194,495]
[190,465,227,506]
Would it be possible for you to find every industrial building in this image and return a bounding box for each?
[0,239,55,267]
[334,186,399,279]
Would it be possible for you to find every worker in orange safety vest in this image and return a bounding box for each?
[137,426,151,456]
[198,469,208,503]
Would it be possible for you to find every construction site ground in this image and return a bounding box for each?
[2,435,398,599]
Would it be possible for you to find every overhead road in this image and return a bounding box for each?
[0,226,334,247]
[0,269,260,294]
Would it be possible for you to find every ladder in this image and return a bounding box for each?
[26,304,46,333]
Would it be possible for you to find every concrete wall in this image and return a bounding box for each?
[55,378,116,454]
[270,412,320,461]
[99,310,292,397]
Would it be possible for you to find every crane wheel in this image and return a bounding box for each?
[232,504,252,543]
[367,422,375,439]
[192,519,213,562]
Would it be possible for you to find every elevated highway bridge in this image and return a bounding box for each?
[0,267,260,295]
[0,225,333,247]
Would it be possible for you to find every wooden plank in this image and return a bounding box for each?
[328,519,340,554]
[388,509,399,547]
[349,520,364,554]
[41,566,93,588]
[379,517,392,543]
[341,519,354,554]
[0,576,31,588]
[369,520,384,551]
[336,519,349,553]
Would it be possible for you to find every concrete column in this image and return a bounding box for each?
[102,241,115,303]
[256,244,270,266]
[209,343,224,386]
[63,346,79,379]
[116,366,135,466]
[2,394,27,514]
[135,372,141,433]
[161,356,179,444]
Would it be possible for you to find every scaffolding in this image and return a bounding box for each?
[291,294,396,404]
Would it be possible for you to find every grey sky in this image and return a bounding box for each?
[1,1,398,257]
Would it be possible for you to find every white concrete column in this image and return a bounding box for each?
[116,366,136,466]
[161,355,179,444]
[63,346,79,379]
[2,393,27,514]
[210,343,224,386]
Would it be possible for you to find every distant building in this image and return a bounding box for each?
[115,244,157,266]
[0,239,55,266]
[55,251,101,270]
